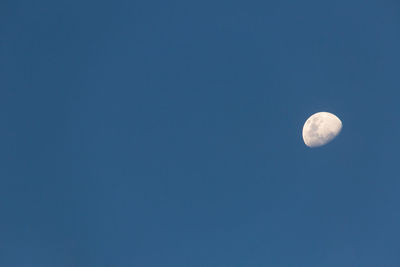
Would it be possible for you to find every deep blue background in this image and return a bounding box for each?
[2,0,400,266]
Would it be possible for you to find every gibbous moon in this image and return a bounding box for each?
[302,112,342,148]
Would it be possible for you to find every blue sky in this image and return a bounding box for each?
[2,0,400,266]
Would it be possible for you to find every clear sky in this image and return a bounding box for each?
[2,0,400,266]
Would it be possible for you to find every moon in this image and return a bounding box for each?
[302,112,342,148]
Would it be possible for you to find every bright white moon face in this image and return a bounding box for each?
[302,112,342,148]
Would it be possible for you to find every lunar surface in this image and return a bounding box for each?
[302,112,342,148]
